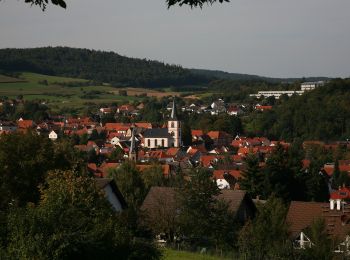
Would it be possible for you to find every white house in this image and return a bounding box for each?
[49,130,58,141]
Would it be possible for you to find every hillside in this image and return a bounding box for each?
[190,68,331,83]
[0,47,210,88]
[245,78,350,141]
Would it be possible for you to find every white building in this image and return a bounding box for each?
[250,90,304,99]
[142,98,181,148]
[301,81,325,91]
[49,130,58,141]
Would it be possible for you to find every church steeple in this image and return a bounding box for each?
[129,123,137,162]
[168,97,181,147]
[170,97,177,120]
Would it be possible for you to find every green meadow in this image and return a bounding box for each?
[0,72,141,112]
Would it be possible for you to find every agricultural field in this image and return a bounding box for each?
[110,87,181,98]
[0,72,184,112]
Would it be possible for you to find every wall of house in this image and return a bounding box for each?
[103,185,123,212]
[144,137,169,148]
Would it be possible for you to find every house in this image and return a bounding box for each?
[227,105,243,116]
[213,170,241,190]
[17,118,35,129]
[99,107,113,114]
[117,104,136,115]
[255,105,273,112]
[48,130,58,141]
[207,131,233,147]
[210,99,226,115]
[95,178,127,212]
[286,198,350,253]
[0,121,17,132]
[141,187,256,241]
[142,98,181,148]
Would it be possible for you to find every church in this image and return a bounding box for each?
[141,98,181,149]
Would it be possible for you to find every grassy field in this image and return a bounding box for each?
[0,72,182,112]
[163,249,231,260]
[0,74,26,83]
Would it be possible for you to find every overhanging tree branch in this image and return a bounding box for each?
[12,0,229,10]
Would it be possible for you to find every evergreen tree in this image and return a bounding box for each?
[178,168,235,248]
[238,196,293,259]
[299,218,334,260]
[263,144,294,201]
[239,153,264,198]
[181,122,192,146]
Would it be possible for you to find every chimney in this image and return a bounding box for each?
[337,199,341,211]
[330,199,335,210]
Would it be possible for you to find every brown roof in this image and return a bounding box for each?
[217,190,247,212]
[286,201,350,240]
[141,187,250,217]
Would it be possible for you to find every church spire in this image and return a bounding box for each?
[129,123,137,162]
[170,96,178,120]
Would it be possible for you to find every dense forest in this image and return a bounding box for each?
[0,47,210,88]
[245,78,350,141]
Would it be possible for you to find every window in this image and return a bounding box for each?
[161,139,165,147]
[171,122,174,128]
[155,139,158,147]
[147,139,150,147]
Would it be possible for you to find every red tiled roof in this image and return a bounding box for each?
[255,105,272,110]
[136,164,170,177]
[191,130,203,136]
[135,122,152,129]
[330,187,350,200]
[17,119,34,129]
[166,147,180,156]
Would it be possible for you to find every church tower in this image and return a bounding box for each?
[168,97,181,147]
[129,123,137,162]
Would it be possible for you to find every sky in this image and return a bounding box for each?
[0,0,349,78]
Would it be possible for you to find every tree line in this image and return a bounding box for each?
[0,47,210,88]
[245,78,350,141]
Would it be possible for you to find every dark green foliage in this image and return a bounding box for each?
[246,79,350,141]
[299,218,334,260]
[0,47,209,88]
[238,196,293,259]
[0,132,82,210]
[239,153,264,198]
[167,0,229,8]
[110,161,146,208]
[181,122,192,146]
[24,0,66,10]
[262,144,295,201]
[141,164,167,191]
[4,170,161,260]
[109,146,125,161]
[178,168,237,250]
[184,113,243,134]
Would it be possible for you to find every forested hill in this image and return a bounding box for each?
[246,78,350,141]
[190,68,330,83]
[0,47,210,88]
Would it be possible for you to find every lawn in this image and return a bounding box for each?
[163,249,231,260]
